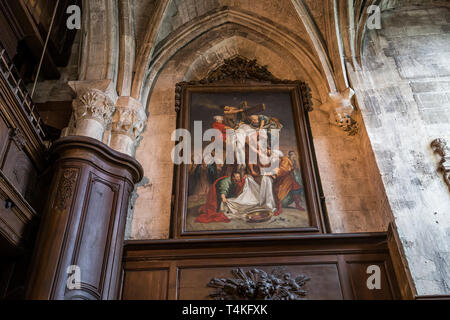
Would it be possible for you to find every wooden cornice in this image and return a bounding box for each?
[124,232,390,261]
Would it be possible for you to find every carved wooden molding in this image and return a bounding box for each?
[431,138,450,192]
[54,168,79,211]
[175,56,313,113]
[0,169,37,247]
[208,268,310,300]
[207,56,283,83]
[9,128,26,150]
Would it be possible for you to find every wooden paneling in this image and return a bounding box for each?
[387,224,416,299]
[0,115,10,154]
[1,140,38,204]
[122,234,402,300]
[177,262,344,300]
[0,111,41,252]
[346,259,394,300]
[122,269,170,300]
[0,86,44,254]
[72,175,119,299]
[0,36,49,299]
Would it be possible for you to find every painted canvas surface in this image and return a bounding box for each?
[186,91,310,232]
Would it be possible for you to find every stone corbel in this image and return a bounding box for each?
[431,138,450,192]
[320,88,359,136]
[110,96,147,157]
[68,80,118,141]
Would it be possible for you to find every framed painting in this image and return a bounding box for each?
[172,72,325,238]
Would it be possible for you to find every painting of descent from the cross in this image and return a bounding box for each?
[185,90,311,233]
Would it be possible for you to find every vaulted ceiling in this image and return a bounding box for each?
[126,0,374,103]
[78,0,446,107]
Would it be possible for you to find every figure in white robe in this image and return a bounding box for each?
[220,174,277,220]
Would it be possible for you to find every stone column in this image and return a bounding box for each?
[25,136,143,300]
[110,96,147,157]
[67,80,118,141]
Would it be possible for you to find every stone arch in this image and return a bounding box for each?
[183,37,298,82]
[137,7,332,105]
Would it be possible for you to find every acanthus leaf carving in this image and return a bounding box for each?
[112,97,147,142]
[54,168,79,211]
[431,138,450,192]
[175,56,313,113]
[207,56,280,83]
[207,268,310,300]
[73,89,116,127]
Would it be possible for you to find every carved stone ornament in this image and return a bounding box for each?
[175,56,313,113]
[112,97,147,141]
[320,88,359,136]
[208,268,310,300]
[72,89,116,127]
[54,168,79,211]
[431,138,450,191]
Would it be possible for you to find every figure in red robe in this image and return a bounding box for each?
[196,172,244,223]
[212,115,229,142]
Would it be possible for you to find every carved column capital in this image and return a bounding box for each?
[431,138,450,192]
[68,80,118,141]
[110,96,147,157]
[320,88,359,136]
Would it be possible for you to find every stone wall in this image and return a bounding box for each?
[348,4,450,295]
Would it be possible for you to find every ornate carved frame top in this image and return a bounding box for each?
[175,56,313,113]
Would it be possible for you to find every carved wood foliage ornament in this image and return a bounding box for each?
[208,56,282,83]
[175,56,313,113]
[54,168,79,211]
[208,268,310,300]
[431,138,450,192]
